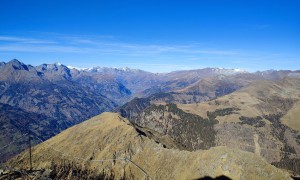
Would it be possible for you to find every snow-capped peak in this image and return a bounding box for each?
[66,65,90,71]
[55,62,62,66]
[66,65,142,73]
[211,67,247,75]
[233,68,245,72]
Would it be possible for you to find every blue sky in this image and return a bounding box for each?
[0,0,299,72]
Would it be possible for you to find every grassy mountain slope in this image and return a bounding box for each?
[177,78,300,174]
[7,112,290,180]
[178,78,300,127]
[282,101,300,131]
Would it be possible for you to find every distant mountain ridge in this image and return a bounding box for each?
[69,65,147,73]
[1,59,254,97]
[66,63,246,73]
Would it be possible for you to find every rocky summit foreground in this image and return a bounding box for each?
[7,112,291,180]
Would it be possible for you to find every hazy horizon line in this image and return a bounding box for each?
[2,58,300,74]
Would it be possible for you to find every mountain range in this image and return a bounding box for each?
[1,59,300,178]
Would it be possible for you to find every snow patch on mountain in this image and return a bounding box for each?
[67,65,145,73]
[211,68,247,75]
[66,65,90,71]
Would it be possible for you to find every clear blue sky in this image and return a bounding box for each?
[0,0,299,72]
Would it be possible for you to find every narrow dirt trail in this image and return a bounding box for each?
[254,134,261,156]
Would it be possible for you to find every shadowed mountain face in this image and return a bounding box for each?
[0,103,61,161]
[0,60,119,161]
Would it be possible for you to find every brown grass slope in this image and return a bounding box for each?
[7,112,290,180]
[177,78,300,174]
[178,77,300,129]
